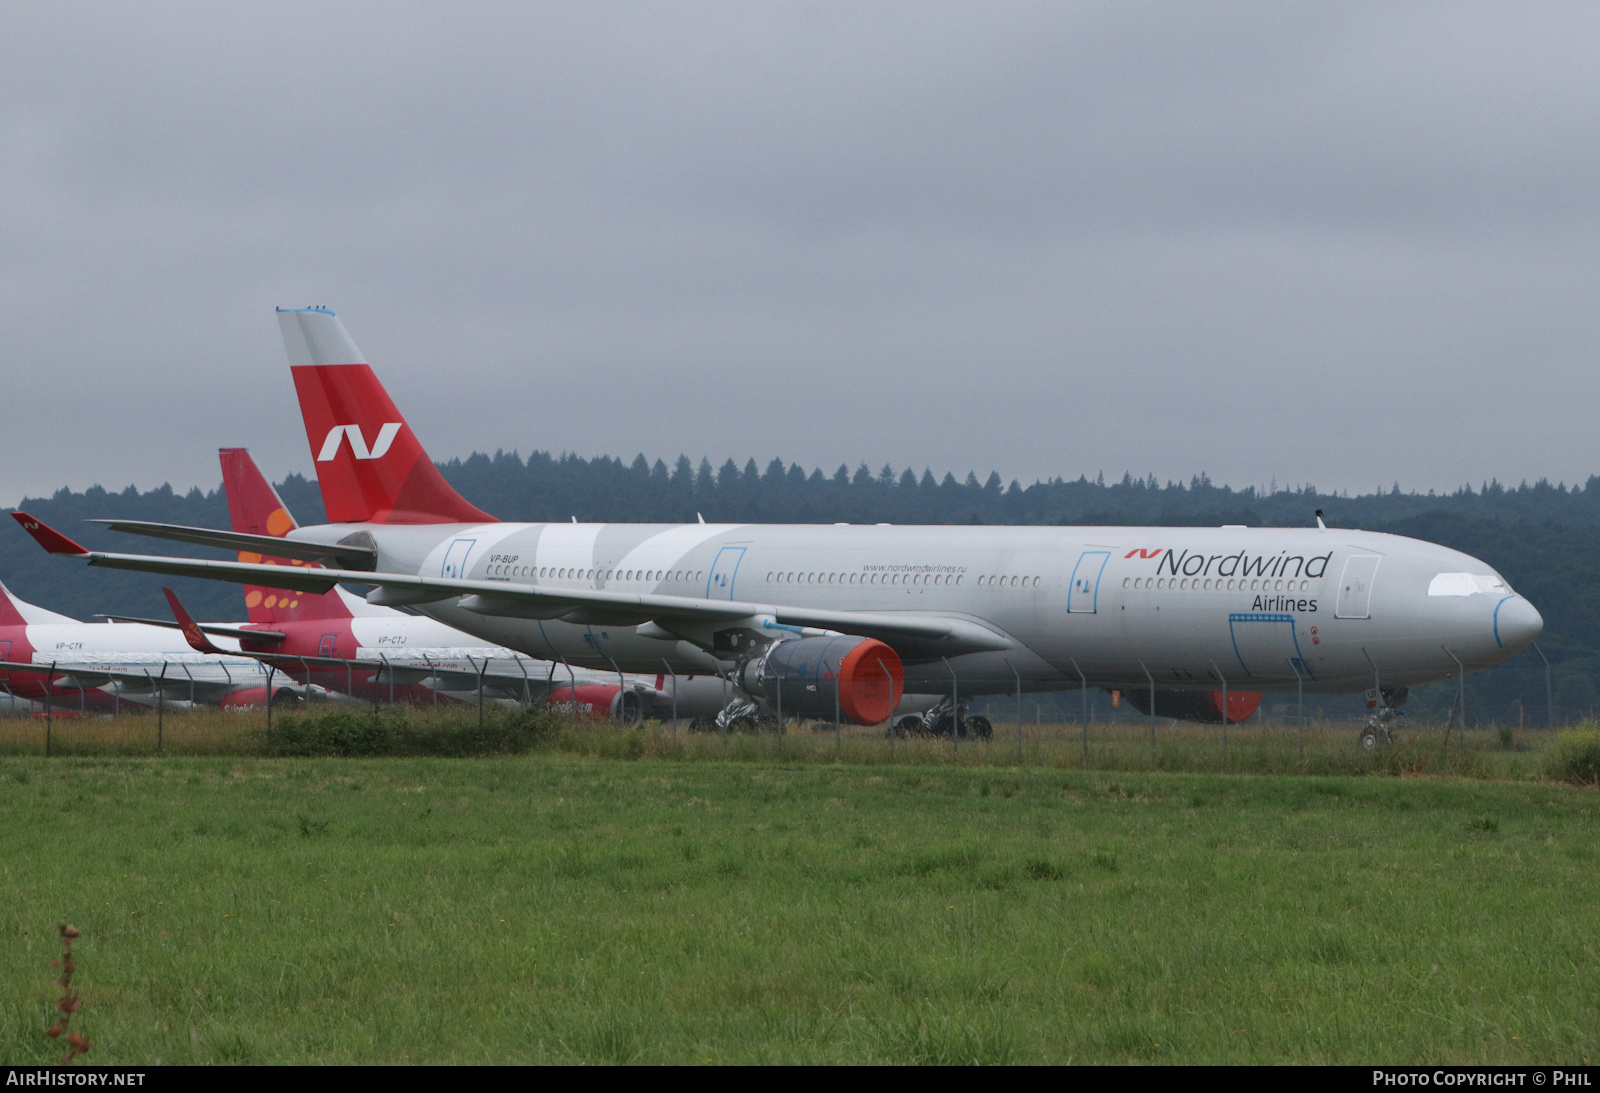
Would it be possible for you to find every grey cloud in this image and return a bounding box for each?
[3,2,1600,505]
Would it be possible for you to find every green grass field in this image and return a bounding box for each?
[0,710,1596,1064]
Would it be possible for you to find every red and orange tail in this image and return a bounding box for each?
[277,308,494,526]
[219,447,349,626]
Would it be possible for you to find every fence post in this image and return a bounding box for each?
[265,664,276,737]
[1212,661,1227,769]
[662,659,678,739]
[1139,661,1155,746]
[605,655,627,727]
[883,659,896,752]
[1444,647,1466,755]
[157,662,169,753]
[559,657,577,721]
[1532,643,1552,730]
[1286,656,1305,760]
[1071,658,1088,763]
[942,657,958,755]
[44,661,55,756]
[1009,659,1022,762]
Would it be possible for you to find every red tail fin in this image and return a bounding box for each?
[0,577,75,627]
[219,447,351,626]
[0,580,36,628]
[278,308,494,525]
[162,588,228,654]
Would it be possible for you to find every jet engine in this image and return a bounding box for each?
[738,636,904,724]
[546,682,644,722]
[1123,688,1261,724]
[219,686,305,710]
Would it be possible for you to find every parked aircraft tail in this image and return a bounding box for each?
[0,578,76,628]
[220,446,358,626]
[278,308,494,526]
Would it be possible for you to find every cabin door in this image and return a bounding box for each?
[707,547,746,601]
[1067,551,1110,613]
[441,538,477,579]
[1335,555,1382,619]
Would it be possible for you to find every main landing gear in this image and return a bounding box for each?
[885,696,993,740]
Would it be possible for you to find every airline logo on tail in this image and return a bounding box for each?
[317,423,403,462]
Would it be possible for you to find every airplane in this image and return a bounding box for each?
[14,307,1545,744]
[0,574,293,714]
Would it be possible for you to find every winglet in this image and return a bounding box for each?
[162,588,227,655]
[11,512,90,555]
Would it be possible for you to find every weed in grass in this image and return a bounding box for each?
[46,925,90,1064]
[296,815,330,839]
[1305,930,1357,967]
[1467,816,1500,835]
[1091,850,1120,873]
[979,866,1015,891]
[1022,857,1065,881]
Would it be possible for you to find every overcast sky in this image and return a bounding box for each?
[3,1,1599,505]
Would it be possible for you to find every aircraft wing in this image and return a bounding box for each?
[97,615,287,643]
[0,659,245,701]
[158,586,546,693]
[16,513,1015,659]
[88,519,377,568]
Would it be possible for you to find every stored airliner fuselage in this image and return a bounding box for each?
[277,518,1540,698]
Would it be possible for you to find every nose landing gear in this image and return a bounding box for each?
[1360,686,1408,748]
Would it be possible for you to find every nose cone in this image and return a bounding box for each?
[1495,596,1543,654]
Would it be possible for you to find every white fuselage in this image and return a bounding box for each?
[283,520,1544,696]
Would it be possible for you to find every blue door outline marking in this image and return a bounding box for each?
[707,547,746,600]
[1228,612,1312,679]
[1067,551,1111,613]
[441,538,477,579]
[318,634,337,658]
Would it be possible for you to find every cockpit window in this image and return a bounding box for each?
[1428,572,1511,596]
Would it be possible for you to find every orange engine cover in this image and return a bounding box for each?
[745,636,905,725]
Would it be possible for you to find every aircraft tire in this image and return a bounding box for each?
[968,715,993,740]
[888,715,922,739]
